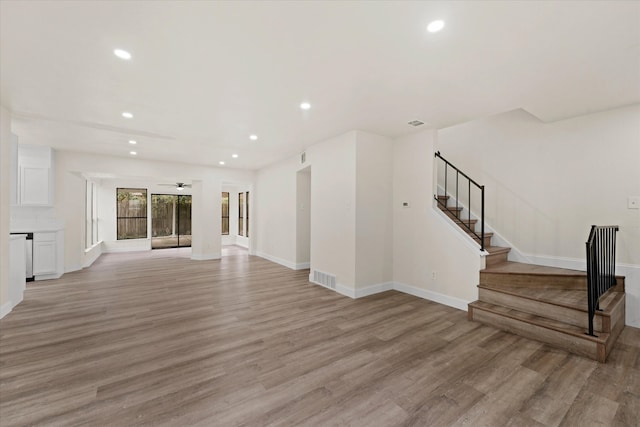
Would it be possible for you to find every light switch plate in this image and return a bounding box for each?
[628,196,640,209]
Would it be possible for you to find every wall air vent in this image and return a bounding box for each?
[313,270,336,290]
[408,120,424,127]
[301,152,306,164]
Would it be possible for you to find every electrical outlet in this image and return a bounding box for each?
[432,271,437,280]
[628,196,640,209]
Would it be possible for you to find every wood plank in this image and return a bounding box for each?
[0,248,638,426]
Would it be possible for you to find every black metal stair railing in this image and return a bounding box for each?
[585,225,619,337]
[434,151,485,251]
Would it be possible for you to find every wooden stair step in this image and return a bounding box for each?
[467,231,493,247]
[468,300,611,362]
[439,206,464,219]
[480,283,624,311]
[480,261,625,291]
[454,218,478,227]
[483,246,511,267]
[477,284,625,332]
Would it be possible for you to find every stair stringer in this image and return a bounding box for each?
[432,198,488,265]
[436,184,532,264]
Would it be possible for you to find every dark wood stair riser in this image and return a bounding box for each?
[480,273,625,291]
[485,251,509,267]
[477,286,612,332]
[469,304,607,362]
[470,233,492,248]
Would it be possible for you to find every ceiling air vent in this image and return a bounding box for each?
[408,120,424,127]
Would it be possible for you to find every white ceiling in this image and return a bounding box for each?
[2,1,639,171]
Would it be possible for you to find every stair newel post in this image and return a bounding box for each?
[480,185,485,252]
[586,228,596,336]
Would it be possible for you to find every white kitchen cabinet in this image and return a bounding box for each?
[20,166,51,205]
[17,144,54,206]
[33,232,57,275]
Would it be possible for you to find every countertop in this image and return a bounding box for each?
[10,221,64,233]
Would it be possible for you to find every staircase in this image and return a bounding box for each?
[437,196,626,362]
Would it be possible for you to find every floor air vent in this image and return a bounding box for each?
[313,270,336,289]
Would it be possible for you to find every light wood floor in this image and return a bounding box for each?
[1,250,638,426]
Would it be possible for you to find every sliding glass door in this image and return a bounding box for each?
[151,194,192,249]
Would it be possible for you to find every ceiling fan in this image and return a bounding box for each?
[158,182,192,191]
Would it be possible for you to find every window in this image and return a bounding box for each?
[246,191,249,238]
[238,192,244,236]
[221,192,229,235]
[85,180,98,248]
[117,188,148,240]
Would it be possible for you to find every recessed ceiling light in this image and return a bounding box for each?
[427,20,445,33]
[300,102,311,110]
[114,49,132,60]
[249,134,258,141]
[128,140,137,145]
[122,112,133,118]
[232,154,239,158]
[129,151,137,156]
[219,161,225,165]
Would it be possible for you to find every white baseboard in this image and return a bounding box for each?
[354,282,394,298]
[191,253,221,261]
[65,264,82,274]
[394,282,469,311]
[0,301,14,319]
[307,276,467,312]
[82,242,103,268]
[295,262,310,270]
[35,272,63,281]
[309,277,356,298]
[103,247,150,253]
[256,251,297,270]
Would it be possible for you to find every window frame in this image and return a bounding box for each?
[116,188,148,240]
[221,192,230,235]
[238,192,245,236]
[245,191,249,238]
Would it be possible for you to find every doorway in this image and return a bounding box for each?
[151,194,192,249]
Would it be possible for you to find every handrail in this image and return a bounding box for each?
[434,151,485,251]
[585,225,619,337]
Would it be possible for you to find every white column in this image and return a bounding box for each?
[191,179,221,261]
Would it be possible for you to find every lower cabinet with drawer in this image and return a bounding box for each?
[32,231,64,280]
[33,232,57,275]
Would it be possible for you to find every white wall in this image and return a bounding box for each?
[308,132,358,290]
[393,128,484,308]
[438,105,640,326]
[254,155,299,268]
[0,106,11,316]
[54,150,254,271]
[355,131,393,289]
